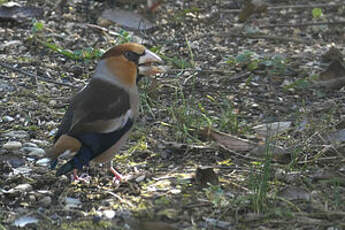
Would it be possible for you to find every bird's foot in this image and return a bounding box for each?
[71,169,91,183]
[110,167,126,185]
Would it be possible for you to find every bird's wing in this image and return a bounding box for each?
[48,79,131,163]
[67,78,131,136]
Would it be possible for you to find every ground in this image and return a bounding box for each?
[0,0,345,229]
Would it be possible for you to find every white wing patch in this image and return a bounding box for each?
[99,109,132,133]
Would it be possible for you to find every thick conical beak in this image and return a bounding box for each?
[138,49,164,76]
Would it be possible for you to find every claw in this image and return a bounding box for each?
[71,169,91,183]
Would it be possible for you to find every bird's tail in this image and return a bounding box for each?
[56,160,74,176]
[45,135,82,170]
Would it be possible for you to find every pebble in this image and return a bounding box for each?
[38,196,52,208]
[36,158,50,167]
[64,197,82,209]
[135,175,146,183]
[3,115,14,122]
[14,184,33,193]
[3,141,22,150]
[23,142,38,148]
[8,158,25,168]
[13,216,38,228]
[49,100,57,106]
[0,79,15,92]
[28,195,36,202]
[59,175,69,183]
[21,147,45,157]
[3,130,29,139]
[30,139,50,146]
[102,210,116,219]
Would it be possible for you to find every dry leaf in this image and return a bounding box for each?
[278,186,311,201]
[249,144,291,163]
[195,167,219,187]
[200,127,257,152]
[321,47,343,63]
[316,60,345,90]
[253,121,291,139]
[238,0,268,23]
[0,5,43,22]
[101,8,155,31]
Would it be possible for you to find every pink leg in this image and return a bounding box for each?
[110,167,123,183]
[71,169,90,183]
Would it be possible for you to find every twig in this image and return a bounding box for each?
[274,196,302,212]
[218,33,306,44]
[218,144,263,162]
[0,73,12,79]
[260,21,345,29]
[167,68,252,81]
[84,23,123,37]
[184,201,212,209]
[0,62,78,88]
[221,3,345,13]
[297,156,340,164]
[105,191,135,208]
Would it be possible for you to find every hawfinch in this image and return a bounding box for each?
[47,43,163,182]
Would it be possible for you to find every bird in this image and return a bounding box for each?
[46,42,163,183]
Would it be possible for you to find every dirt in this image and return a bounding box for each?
[0,0,345,229]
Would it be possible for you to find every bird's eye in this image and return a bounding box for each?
[124,51,140,63]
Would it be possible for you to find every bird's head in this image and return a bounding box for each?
[98,43,163,87]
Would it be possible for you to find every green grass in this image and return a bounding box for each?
[248,141,272,213]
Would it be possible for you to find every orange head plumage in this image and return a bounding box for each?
[100,43,163,87]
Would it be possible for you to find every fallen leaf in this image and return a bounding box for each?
[278,186,311,201]
[238,0,268,23]
[200,127,257,152]
[253,121,291,138]
[249,144,291,163]
[315,60,345,90]
[101,8,155,31]
[321,47,343,63]
[0,5,43,22]
[195,167,219,187]
[157,208,178,219]
[327,129,345,144]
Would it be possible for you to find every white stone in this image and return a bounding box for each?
[3,141,22,150]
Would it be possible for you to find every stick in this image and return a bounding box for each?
[221,3,345,13]
[0,62,78,88]
[218,33,306,44]
[260,21,345,29]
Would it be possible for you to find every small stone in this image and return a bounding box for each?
[59,175,69,183]
[3,130,29,139]
[135,175,146,183]
[14,184,33,193]
[3,115,14,122]
[102,210,116,219]
[28,195,36,202]
[3,141,22,150]
[23,142,38,148]
[30,139,49,146]
[36,158,50,167]
[38,196,52,208]
[49,100,57,106]
[21,147,45,157]
[13,216,38,228]
[64,197,82,209]
[8,158,25,168]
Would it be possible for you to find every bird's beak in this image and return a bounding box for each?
[138,49,164,76]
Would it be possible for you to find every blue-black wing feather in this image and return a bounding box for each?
[56,118,133,176]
